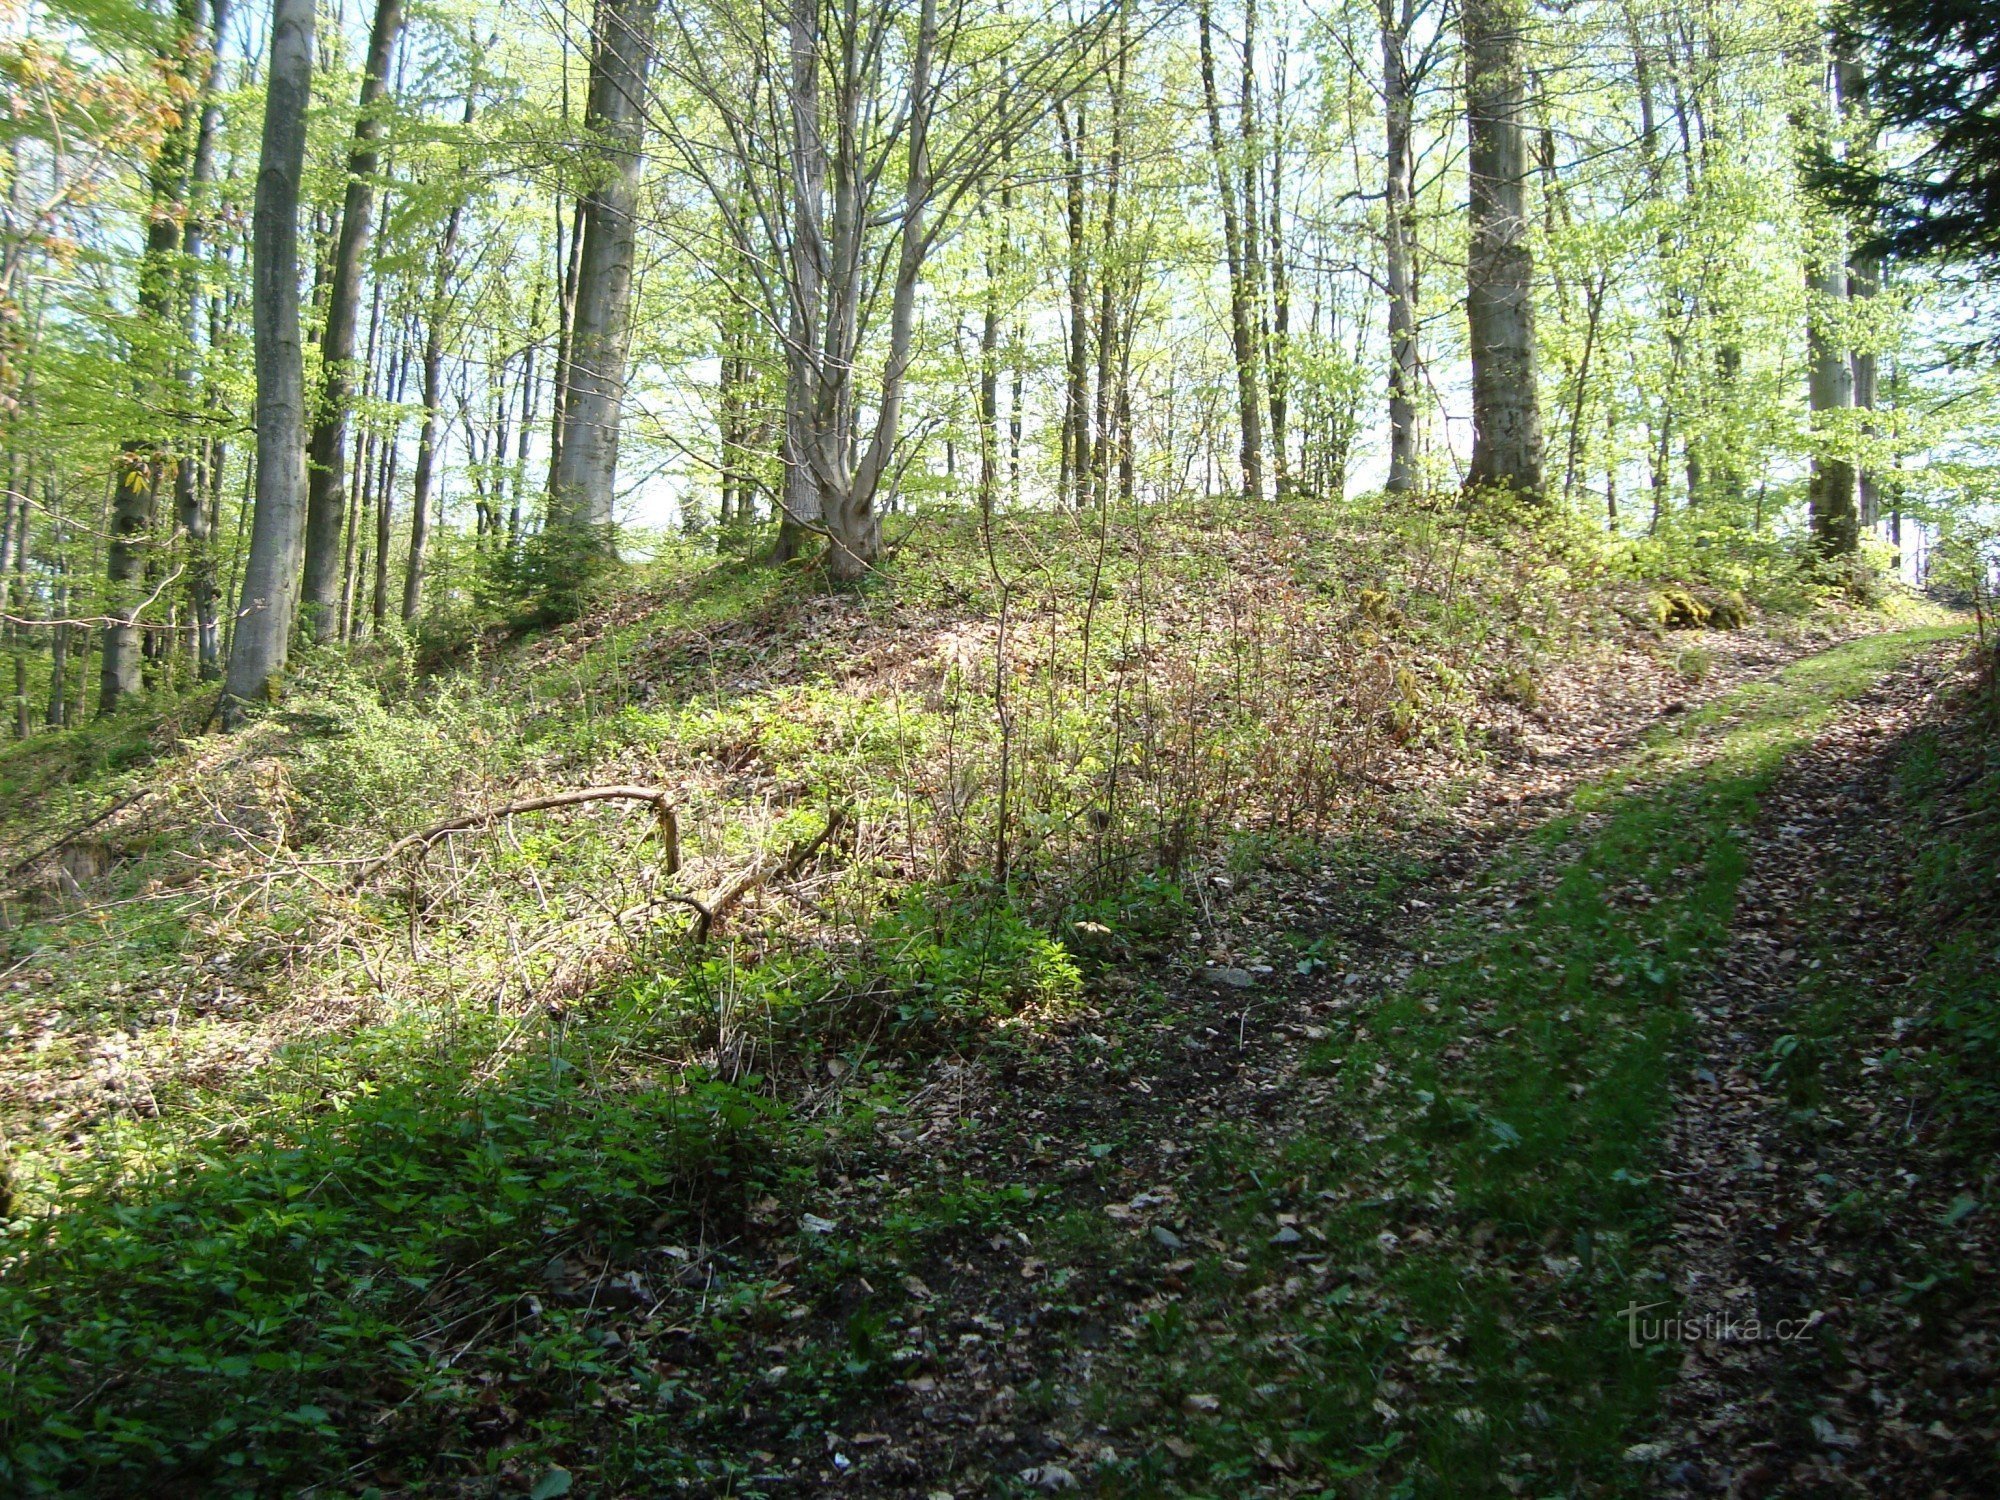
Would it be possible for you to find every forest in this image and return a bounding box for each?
[1,0,1998,1492]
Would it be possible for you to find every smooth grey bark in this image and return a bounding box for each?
[549,0,659,549]
[175,0,231,681]
[300,0,404,641]
[1092,23,1128,508]
[1265,40,1292,501]
[402,256,455,623]
[1837,49,1880,531]
[221,0,315,727]
[1379,0,1421,494]
[1462,0,1543,498]
[1197,0,1263,502]
[828,0,937,579]
[978,203,1003,516]
[1056,100,1088,511]
[1807,253,1857,555]
[1240,0,1277,496]
[1805,50,1857,559]
[402,92,474,624]
[774,0,824,559]
[370,328,410,629]
[101,0,204,713]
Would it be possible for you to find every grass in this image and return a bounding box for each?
[1078,624,1969,1499]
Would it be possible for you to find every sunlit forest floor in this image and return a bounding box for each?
[1,498,1995,1497]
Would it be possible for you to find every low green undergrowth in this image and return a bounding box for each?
[0,1032,790,1496]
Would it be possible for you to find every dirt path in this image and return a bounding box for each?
[1652,643,1998,1497]
[743,628,1989,1497]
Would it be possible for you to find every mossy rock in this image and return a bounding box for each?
[1358,587,1405,627]
[1649,589,1711,630]
[1702,590,1749,630]
[1646,588,1747,631]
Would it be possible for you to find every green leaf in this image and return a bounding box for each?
[528,1469,574,1500]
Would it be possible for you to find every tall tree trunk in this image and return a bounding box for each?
[221,0,315,727]
[45,486,68,728]
[774,0,825,560]
[1239,0,1272,493]
[1265,36,1292,501]
[401,92,474,624]
[832,0,937,580]
[545,196,586,490]
[1008,314,1025,507]
[372,324,410,630]
[1838,49,1880,532]
[102,0,203,713]
[1092,32,1127,510]
[1463,0,1544,498]
[978,206,1004,516]
[300,0,404,641]
[176,0,231,681]
[549,0,659,552]
[1056,100,1089,511]
[510,303,539,542]
[402,302,450,624]
[1804,49,1857,560]
[1806,253,1857,556]
[1197,0,1263,502]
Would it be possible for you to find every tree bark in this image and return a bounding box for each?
[221,0,315,727]
[370,327,409,631]
[300,0,404,641]
[549,0,659,551]
[1805,49,1858,560]
[832,0,937,579]
[1838,49,1880,532]
[175,0,231,681]
[774,0,824,560]
[1463,0,1544,499]
[1197,0,1263,502]
[1265,36,1292,501]
[1092,23,1128,510]
[1380,0,1421,494]
[1056,100,1089,511]
[401,91,475,625]
[102,0,203,712]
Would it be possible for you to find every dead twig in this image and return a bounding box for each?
[5,786,159,880]
[674,805,851,943]
[348,786,681,890]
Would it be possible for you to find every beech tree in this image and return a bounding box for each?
[1462,0,1543,498]
[300,0,405,641]
[220,0,315,726]
[547,0,661,560]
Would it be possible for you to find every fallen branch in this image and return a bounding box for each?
[675,805,850,942]
[5,786,159,880]
[349,787,680,890]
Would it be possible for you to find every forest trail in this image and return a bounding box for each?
[1652,643,1997,1497]
[712,622,1997,1497]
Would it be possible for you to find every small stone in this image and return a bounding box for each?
[1021,1464,1077,1491]
[1269,1225,1303,1246]
[1204,967,1256,989]
[1151,1224,1185,1251]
